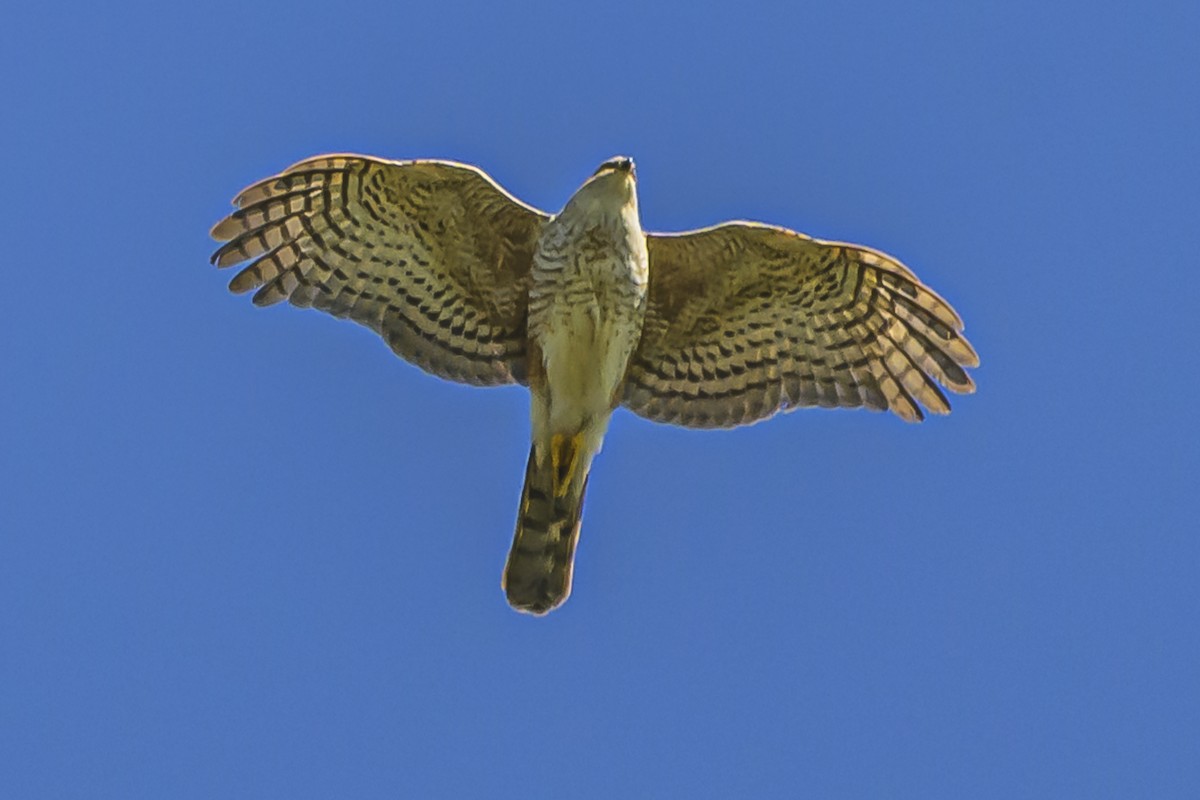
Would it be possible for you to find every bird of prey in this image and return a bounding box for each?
[210,154,977,615]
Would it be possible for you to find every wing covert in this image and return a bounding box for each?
[210,154,549,385]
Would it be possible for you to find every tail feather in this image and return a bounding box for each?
[503,445,589,614]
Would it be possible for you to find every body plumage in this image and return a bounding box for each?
[506,159,648,612]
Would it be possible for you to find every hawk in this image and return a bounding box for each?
[210,154,978,615]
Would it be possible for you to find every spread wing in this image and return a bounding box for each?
[210,154,549,385]
[622,222,978,428]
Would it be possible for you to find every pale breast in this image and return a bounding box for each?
[530,219,649,432]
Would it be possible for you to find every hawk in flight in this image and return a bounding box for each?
[210,154,977,614]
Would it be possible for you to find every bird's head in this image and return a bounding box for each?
[592,155,636,181]
[561,156,638,220]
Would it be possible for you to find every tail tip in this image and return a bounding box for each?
[503,577,571,616]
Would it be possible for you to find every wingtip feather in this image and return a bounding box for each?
[210,215,241,242]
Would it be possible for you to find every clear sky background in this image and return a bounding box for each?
[2,1,1197,797]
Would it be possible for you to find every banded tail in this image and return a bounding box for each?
[503,443,590,614]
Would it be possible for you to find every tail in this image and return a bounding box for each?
[503,444,590,615]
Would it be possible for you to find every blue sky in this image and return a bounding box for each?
[2,0,1197,796]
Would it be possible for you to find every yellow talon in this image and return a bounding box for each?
[550,433,584,498]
